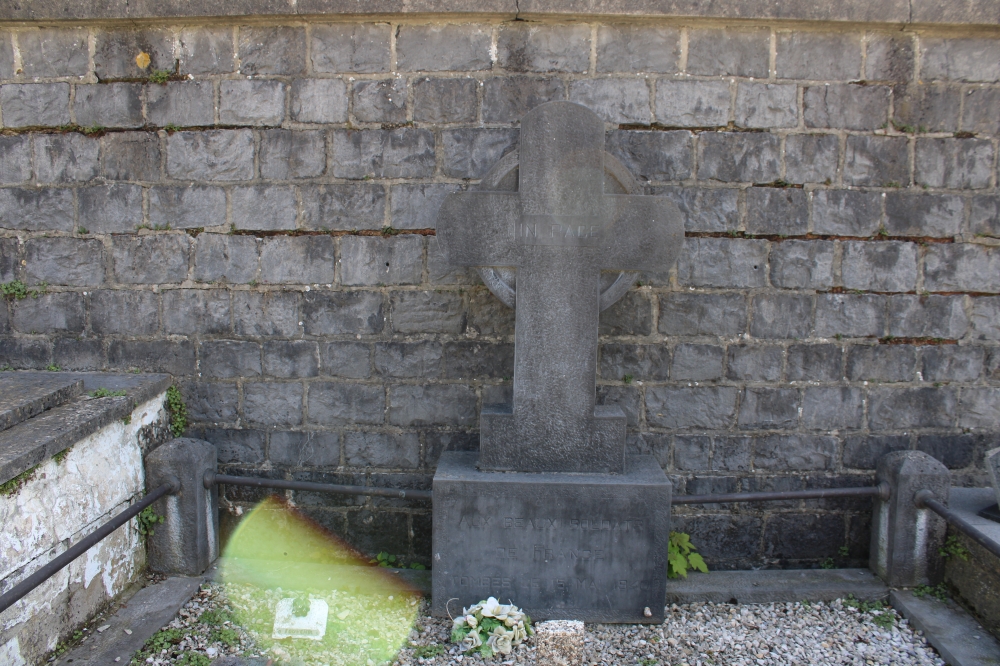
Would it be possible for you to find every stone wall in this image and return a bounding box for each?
[0,14,998,569]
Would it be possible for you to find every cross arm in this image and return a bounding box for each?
[599,195,684,272]
[437,191,521,268]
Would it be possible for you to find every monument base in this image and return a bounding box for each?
[431,452,671,623]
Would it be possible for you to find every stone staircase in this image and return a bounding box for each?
[0,371,172,666]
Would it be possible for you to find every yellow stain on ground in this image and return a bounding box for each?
[220,496,421,665]
[135,52,151,69]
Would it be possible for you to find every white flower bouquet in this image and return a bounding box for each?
[450,597,533,658]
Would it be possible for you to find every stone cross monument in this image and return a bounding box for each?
[438,101,682,473]
[432,101,683,623]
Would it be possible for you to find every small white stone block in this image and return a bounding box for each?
[534,620,585,666]
[273,598,329,640]
[987,447,1000,504]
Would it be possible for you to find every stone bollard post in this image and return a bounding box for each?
[870,450,950,588]
[145,438,219,575]
[987,447,1000,505]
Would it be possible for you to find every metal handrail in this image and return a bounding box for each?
[915,490,1000,560]
[208,472,882,506]
[0,481,176,614]
[673,483,889,505]
[207,472,433,501]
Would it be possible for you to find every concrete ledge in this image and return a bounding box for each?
[944,487,1000,643]
[891,590,1000,666]
[950,488,1000,547]
[219,561,886,606]
[0,372,171,485]
[665,568,888,605]
[1,0,998,26]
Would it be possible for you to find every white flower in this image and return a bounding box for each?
[452,598,532,654]
[480,597,502,618]
[488,626,514,655]
[462,630,483,651]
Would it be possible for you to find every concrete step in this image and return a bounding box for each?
[665,568,888,605]
[0,372,83,433]
[52,576,203,666]
[891,589,1000,666]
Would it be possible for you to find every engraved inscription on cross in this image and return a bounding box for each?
[438,101,683,474]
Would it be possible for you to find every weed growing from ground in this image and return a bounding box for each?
[414,645,446,658]
[913,584,949,602]
[90,388,127,398]
[668,532,708,579]
[370,551,427,569]
[843,595,895,629]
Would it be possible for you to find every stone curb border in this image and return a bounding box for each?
[891,590,1000,666]
[0,0,997,27]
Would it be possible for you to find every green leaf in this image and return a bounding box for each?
[668,550,689,579]
[688,552,709,573]
[671,531,693,555]
[480,617,501,632]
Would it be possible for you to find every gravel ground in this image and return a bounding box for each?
[135,584,945,666]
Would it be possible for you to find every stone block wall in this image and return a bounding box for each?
[0,16,998,569]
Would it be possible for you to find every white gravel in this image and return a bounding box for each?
[139,584,945,666]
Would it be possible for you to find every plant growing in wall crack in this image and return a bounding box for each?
[138,506,165,537]
[938,535,970,561]
[0,279,47,300]
[166,385,188,437]
[667,531,708,579]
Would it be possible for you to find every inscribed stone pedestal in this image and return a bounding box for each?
[433,102,683,623]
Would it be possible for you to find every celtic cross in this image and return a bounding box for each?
[438,101,683,473]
